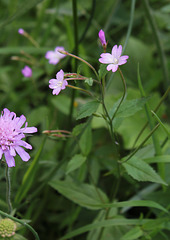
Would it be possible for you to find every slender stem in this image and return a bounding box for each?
[123,0,136,52]
[67,84,94,97]
[120,123,160,164]
[69,0,79,129]
[132,86,170,148]
[142,0,169,90]
[0,210,40,240]
[59,50,100,81]
[138,65,164,181]
[111,67,127,121]
[5,165,12,214]
[23,31,40,48]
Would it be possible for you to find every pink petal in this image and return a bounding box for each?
[119,55,129,65]
[52,88,61,95]
[16,115,26,128]
[9,147,16,156]
[107,64,118,72]
[4,151,15,167]
[111,45,118,56]
[56,69,64,81]
[17,140,32,149]
[116,45,122,58]
[15,146,30,162]
[45,51,54,59]
[99,53,113,64]
[22,127,37,134]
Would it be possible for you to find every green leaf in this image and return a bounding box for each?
[120,226,143,240]
[66,154,86,174]
[72,123,87,136]
[60,218,155,239]
[76,101,99,120]
[151,110,170,138]
[98,64,108,79]
[49,178,108,210]
[51,95,74,116]
[79,124,92,156]
[15,138,46,204]
[122,156,167,185]
[85,78,93,86]
[144,155,170,164]
[93,200,168,213]
[110,98,149,119]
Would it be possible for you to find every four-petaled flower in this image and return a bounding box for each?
[0,108,37,167]
[21,66,32,78]
[49,69,68,95]
[98,29,107,46]
[45,47,66,65]
[99,45,129,72]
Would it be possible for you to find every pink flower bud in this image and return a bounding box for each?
[98,29,107,46]
[21,66,32,78]
[18,28,25,35]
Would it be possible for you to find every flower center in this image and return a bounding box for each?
[57,80,63,87]
[113,58,119,64]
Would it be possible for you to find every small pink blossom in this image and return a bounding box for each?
[18,28,25,35]
[99,29,106,46]
[99,45,129,72]
[21,66,32,78]
[45,47,66,65]
[0,108,37,167]
[49,69,68,95]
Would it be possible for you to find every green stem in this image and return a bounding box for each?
[138,65,164,181]
[0,210,40,240]
[132,86,170,148]
[69,0,79,129]
[5,165,12,214]
[67,84,94,97]
[120,123,160,164]
[59,50,99,81]
[123,0,136,52]
[111,67,127,121]
[142,0,169,90]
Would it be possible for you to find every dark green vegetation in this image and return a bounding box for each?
[0,0,170,239]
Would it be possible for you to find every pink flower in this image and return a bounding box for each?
[49,69,68,95]
[45,47,66,65]
[99,45,129,72]
[18,28,25,35]
[21,66,32,78]
[98,29,106,46]
[0,108,37,167]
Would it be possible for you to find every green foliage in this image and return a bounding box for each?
[49,178,108,210]
[0,0,170,239]
[66,154,86,174]
[76,100,100,120]
[123,156,167,185]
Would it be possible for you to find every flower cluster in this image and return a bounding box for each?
[0,108,37,167]
[0,218,16,238]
